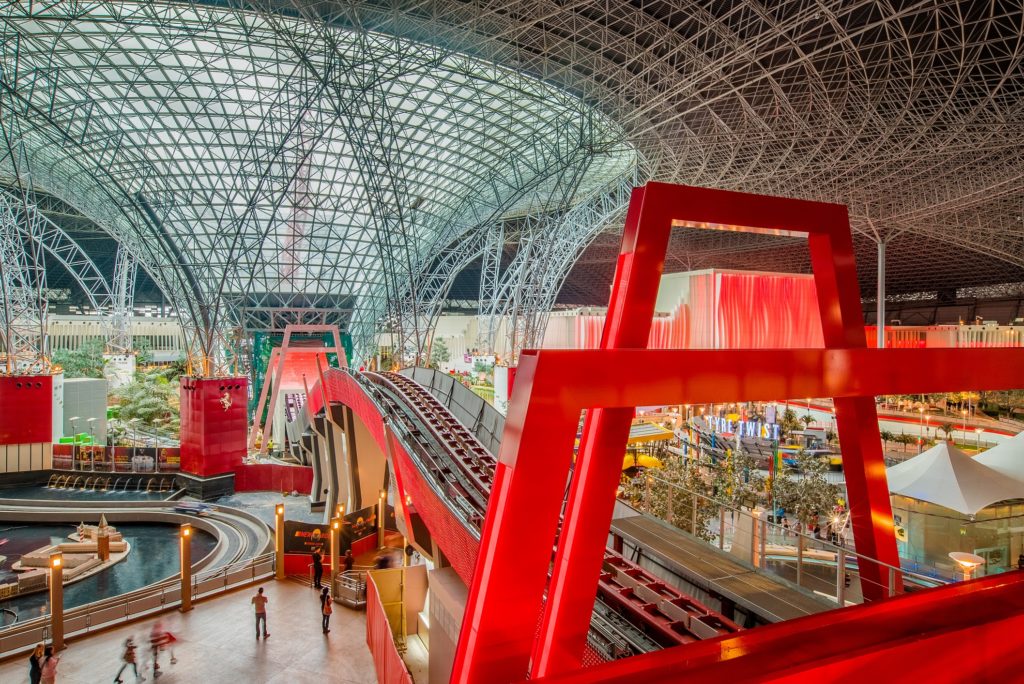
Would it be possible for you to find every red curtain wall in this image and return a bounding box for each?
[570,271,823,350]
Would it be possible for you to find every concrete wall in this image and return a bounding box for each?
[0,442,51,473]
[428,566,468,684]
[63,377,107,443]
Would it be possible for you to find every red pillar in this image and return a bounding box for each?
[532,186,673,674]
[179,377,248,477]
[530,183,898,677]
[455,182,904,682]
[0,375,53,444]
[450,353,580,683]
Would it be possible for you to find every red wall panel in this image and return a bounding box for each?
[232,463,314,492]
[0,375,52,445]
[179,377,248,477]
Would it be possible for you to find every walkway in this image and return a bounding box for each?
[611,514,832,623]
[0,579,377,684]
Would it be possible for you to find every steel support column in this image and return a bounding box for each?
[877,239,885,349]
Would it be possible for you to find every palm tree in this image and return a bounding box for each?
[880,430,894,452]
[800,414,814,429]
[940,423,955,442]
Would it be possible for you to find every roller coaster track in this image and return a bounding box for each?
[311,367,739,661]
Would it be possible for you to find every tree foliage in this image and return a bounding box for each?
[621,454,721,542]
[429,338,450,368]
[111,366,182,435]
[621,446,769,542]
[779,408,801,437]
[709,447,766,509]
[770,451,840,527]
[53,338,106,378]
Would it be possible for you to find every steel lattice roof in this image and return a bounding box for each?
[3,1,1024,360]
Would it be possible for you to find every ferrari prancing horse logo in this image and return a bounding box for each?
[220,392,232,411]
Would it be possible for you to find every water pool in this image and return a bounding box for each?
[0,485,171,502]
[0,522,216,625]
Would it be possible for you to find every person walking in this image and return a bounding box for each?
[148,621,177,678]
[320,587,333,634]
[312,547,324,589]
[40,646,59,684]
[114,637,144,683]
[251,587,270,639]
[29,642,44,684]
[343,549,354,573]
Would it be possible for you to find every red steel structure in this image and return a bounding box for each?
[528,569,1024,683]
[450,182,1024,682]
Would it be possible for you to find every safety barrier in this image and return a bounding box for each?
[0,552,275,658]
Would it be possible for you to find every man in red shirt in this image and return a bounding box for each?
[251,587,270,639]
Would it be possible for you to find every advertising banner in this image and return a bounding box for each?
[283,504,380,554]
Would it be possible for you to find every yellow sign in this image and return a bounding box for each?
[894,525,908,542]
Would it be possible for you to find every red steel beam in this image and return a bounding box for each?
[527,570,1024,683]
[453,173,1024,684]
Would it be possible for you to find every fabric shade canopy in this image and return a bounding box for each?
[886,441,1024,515]
[974,431,1024,480]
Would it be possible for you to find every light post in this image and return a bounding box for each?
[918,407,925,453]
[179,524,193,612]
[129,418,140,473]
[975,427,983,451]
[962,409,968,443]
[49,552,64,651]
[86,417,97,471]
[378,489,387,549]
[152,420,162,473]
[330,517,341,585]
[68,416,80,471]
[949,551,985,582]
[275,503,286,580]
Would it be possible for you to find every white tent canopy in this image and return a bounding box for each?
[886,441,1024,515]
[973,431,1024,480]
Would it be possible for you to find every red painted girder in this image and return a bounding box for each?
[527,570,1024,683]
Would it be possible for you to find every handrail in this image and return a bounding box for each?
[0,552,275,658]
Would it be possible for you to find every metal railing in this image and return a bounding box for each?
[0,553,275,658]
[638,474,950,609]
[51,454,179,473]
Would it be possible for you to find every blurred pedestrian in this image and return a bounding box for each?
[343,549,354,573]
[149,621,177,678]
[114,637,143,683]
[29,642,44,684]
[40,645,59,684]
[320,588,333,634]
[251,587,270,639]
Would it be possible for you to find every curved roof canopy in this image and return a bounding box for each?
[887,441,1024,515]
[3,1,1024,364]
[0,1,636,360]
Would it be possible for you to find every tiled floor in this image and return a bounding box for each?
[0,579,378,684]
